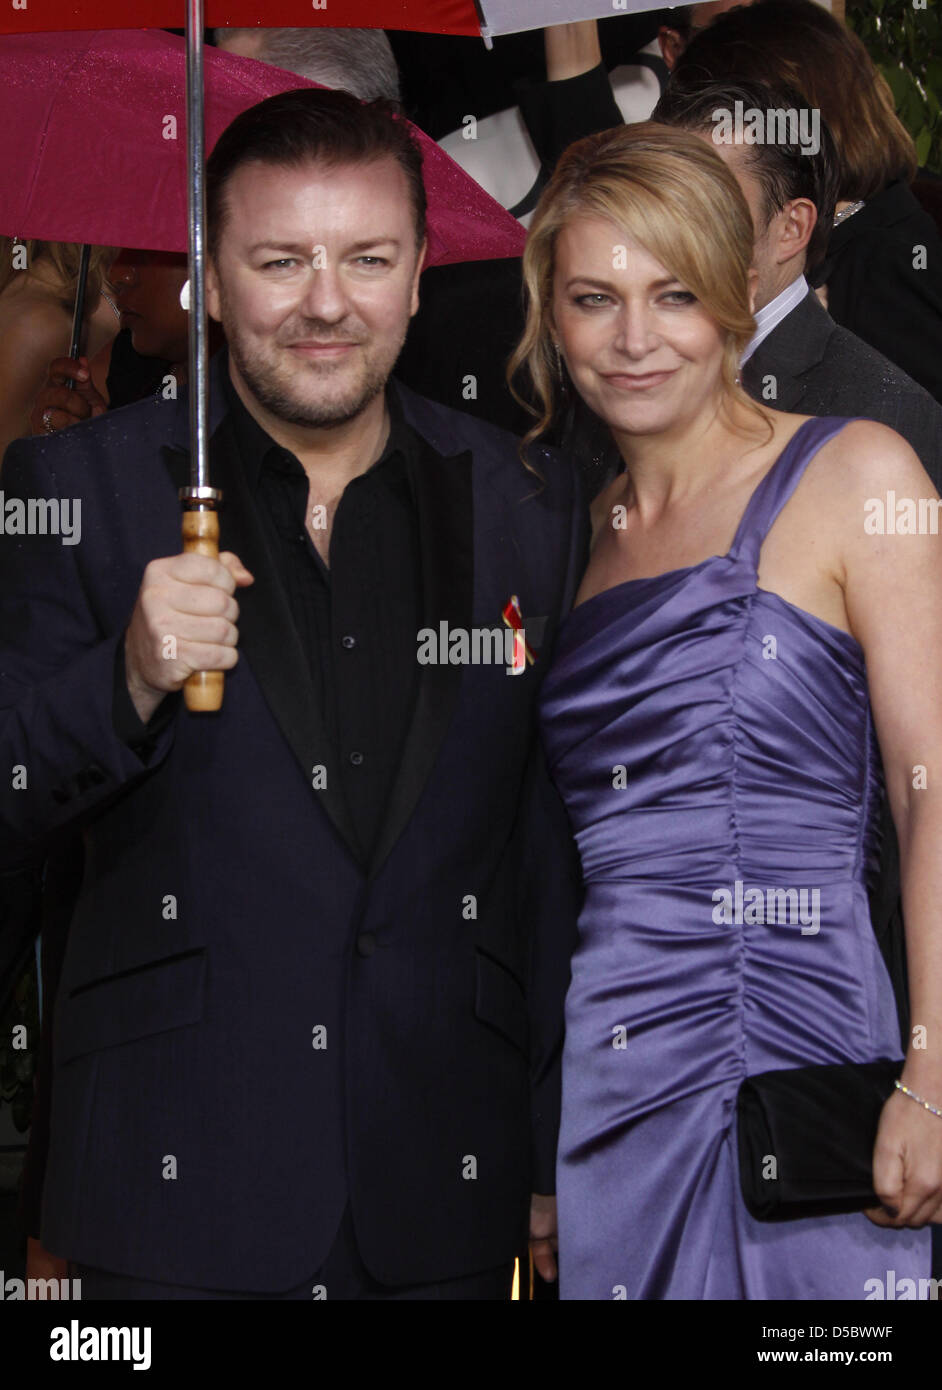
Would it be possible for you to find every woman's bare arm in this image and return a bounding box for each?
[837,419,942,1227]
[544,21,602,82]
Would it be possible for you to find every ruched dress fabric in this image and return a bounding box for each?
[538,417,932,1300]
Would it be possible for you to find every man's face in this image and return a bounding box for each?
[206,156,425,429]
[109,249,190,361]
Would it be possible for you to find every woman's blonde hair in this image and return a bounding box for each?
[508,121,771,464]
[0,239,115,309]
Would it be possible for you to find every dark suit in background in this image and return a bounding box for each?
[742,289,942,492]
[809,180,942,406]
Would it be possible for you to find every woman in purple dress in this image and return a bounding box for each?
[512,124,942,1299]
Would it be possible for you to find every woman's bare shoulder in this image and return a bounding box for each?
[805,417,931,499]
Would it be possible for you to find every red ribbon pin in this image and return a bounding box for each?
[501,594,536,674]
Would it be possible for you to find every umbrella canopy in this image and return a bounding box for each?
[0,29,525,263]
[0,1,659,40]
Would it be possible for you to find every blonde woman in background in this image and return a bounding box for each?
[0,239,117,463]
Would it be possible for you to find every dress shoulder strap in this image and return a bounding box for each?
[728,416,860,568]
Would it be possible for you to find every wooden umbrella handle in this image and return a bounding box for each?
[182,506,224,712]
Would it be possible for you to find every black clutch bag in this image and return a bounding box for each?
[736,1057,904,1220]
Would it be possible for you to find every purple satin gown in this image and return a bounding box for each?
[538,418,931,1300]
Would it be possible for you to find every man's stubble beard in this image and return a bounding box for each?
[219,285,408,429]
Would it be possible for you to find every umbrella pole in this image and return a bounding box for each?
[66,242,90,390]
[180,0,224,712]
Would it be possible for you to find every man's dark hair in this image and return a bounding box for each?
[206,87,427,260]
[653,75,841,271]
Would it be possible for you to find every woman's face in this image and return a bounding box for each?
[551,215,728,443]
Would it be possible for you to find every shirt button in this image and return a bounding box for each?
[341,634,356,649]
[349,750,364,766]
[356,933,376,957]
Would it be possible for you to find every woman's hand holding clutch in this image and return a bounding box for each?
[867,1074,942,1227]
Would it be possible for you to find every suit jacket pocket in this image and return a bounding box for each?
[474,948,529,1057]
[56,947,206,1065]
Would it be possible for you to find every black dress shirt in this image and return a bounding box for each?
[114,368,424,865]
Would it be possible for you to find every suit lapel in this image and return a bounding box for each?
[366,429,474,881]
[743,337,805,411]
[742,290,834,412]
[162,355,362,859]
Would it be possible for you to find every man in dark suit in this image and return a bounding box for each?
[0,89,586,1298]
[653,76,942,490]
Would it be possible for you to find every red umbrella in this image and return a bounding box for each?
[0,29,525,265]
[0,1,482,36]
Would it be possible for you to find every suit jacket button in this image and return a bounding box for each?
[356,933,376,957]
[75,763,107,794]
